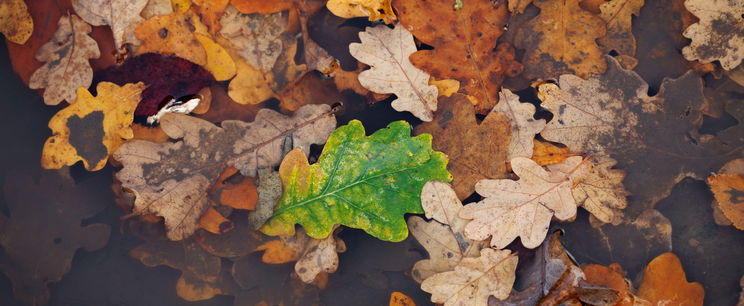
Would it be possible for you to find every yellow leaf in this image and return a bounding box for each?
[171,0,191,12]
[326,0,396,24]
[0,0,33,44]
[532,139,570,166]
[135,12,207,66]
[41,82,145,171]
[429,77,459,97]
[195,33,236,81]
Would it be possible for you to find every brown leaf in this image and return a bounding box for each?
[682,0,743,70]
[636,252,704,305]
[29,14,100,105]
[0,171,111,305]
[248,168,282,229]
[597,0,645,60]
[581,263,644,306]
[515,0,607,79]
[708,170,744,230]
[421,248,518,304]
[460,157,591,249]
[278,72,344,112]
[349,25,438,121]
[195,214,268,258]
[395,0,522,112]
[72,0,148,49]
[414,94,510,200]
[192,0,229,34]
[113,105,336,240]
[0,0,33,44]
[134,12,208,66]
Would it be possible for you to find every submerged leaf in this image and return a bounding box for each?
[261,120,452,242]
[682,0,743,70]
[636,252,705,305]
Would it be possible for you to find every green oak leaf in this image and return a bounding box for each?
[261,120,452,241]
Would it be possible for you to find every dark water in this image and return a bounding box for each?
[1,3,743,306]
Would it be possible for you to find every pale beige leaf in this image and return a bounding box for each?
[219,6,287,71]
[141,0,173,18]
[421,181,468,232]
[349,25,438,121]
[113,105,336,240]
[548,157,627,225]
[408,216,463,283]
[421,248,518,305]
[72,0,148,48]
[493,89,546,160]
[460,157,590,249]
[29,15,100,105]
[291,229,343,283]
[682,0,744,70]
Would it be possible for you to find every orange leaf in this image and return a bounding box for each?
[708,173,744,230]
[256,240,302,264]
[198,206,234,234]
[637,252,704,305]
[389,291,415,306]
[532,139,571,166]
[134,12,207,66]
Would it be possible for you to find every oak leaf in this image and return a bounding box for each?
[0,0,32,44]
[72,0,148,49]
[508,0,533,14]
[29,14,100,106]
[349,25,438,121]
[460,157,591,249]
[414,94,510,200]
[582,263,647,306]
[248,168,282,229]
[636,252,704,305]
[192,0,229,34]
[389,292,415,306]
[141,0,173,18]
[0,172,111,305]
[134,12,207,66]
[395,0,522,112]
[41,82,145,171]
[114,104,336,240]
[326,0,396,23]
[408,181,487,283]
[531,139,570,166]
[261,120,452,242]
[538,56,744,215]
[514,0,607,79]
[708,171,744,230]
[493,89,546,161]
[257,227,346,283]
[195,215,269,258]
[682,0,743,70]
[597,0,645,62]
[195,33,237,81]
[421,248,518,304]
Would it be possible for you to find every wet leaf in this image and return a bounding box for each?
[414,94,510,200]
[195,213,269,258]
[582,263,644,306]
[421,248,518,304]
[278,72,344,112]
[349,25,438,121]
[29,14,100,106]
[514,0,607,79]
[209,167,258,211]
[261,120,452,242]
[597,0,645,62]
[192,0,229,34]
[461,157,591,249]
[493,89,546,161]
[395,0,522,112]
[0,171,111,305]
[257,227,346,283]
[231,253,320,305]
[95,53,214,116]
[195,32,237,81]
[389,291,415,306]
[538,56,744,215]
[327,0,395,23]
[708,171,744,230]
[682,0,743,70]
[114,104,336,240]
[248,168,282,229]
[134,12,207,66]
[198,207,233,234]
[41,82,145,171]
[636,252,704,305]
[0,0,32,44]
[72,0,148,49]
[531,140,570,166]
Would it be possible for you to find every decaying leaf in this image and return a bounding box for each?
[493,89,546,161]
[141,0,173,18]
[582,263,646,306]
[219,6,287,71]
[0,172,111,305]
[41,82,145,171]
[514,0,607,79]
[29,14,100,106]
[636,252,704,305]
[549,157,628,225]
[208,167,258,210]
[460,157,591,249]
[257,227,346,283]
[114,104,336,240]
[195,214,268,258]
[0,0,32,44]
[327,0,396,23]
[395,0,522,112]
[72,0,148,49]
[261,120,452,242]
[421,248,518,304]
[682,0,743,70]
[708,172,744,230]
[408,181,486,283]
[539,56,744,215]
[248,168,282,229]
[231,253,321,305]
[597,0,645,62]
[134,12,207,66]
[192,0,229,34]
[414,94,510,200]
[389,291,415,306]
[95,53,214,116]
[508,0,533,14]
[349,25,438,121]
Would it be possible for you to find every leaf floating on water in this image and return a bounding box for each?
[682,0,744,70]
[636,252,705,305]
